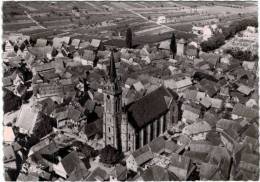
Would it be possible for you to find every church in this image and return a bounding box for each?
[103,52,179,152]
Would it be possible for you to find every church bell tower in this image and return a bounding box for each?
[103,51,122,150]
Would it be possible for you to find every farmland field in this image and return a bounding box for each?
[3,1,257,45]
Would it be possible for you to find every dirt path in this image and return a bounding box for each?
[24,10,47,30]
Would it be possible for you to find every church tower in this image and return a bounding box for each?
[103,51,122,150]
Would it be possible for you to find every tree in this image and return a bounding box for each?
[125,27,132,49]
[100,145,124,165]
[170,32,177,58]
[14,44,19,53]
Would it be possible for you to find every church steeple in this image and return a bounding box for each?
[108,51,117,82]
[103,50,122,150]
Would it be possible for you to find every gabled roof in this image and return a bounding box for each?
[141,165,170,181]
[200,53,220,66]
[90,39,101,48]
[176,77,193,89]
[237,84,254,95]
[170,153,191,170]
[61,151,85,176]
[35,38,47,47]
[148,136,165,154]
[4,127,15,143]
[186,48,197,57]
[207,146,231,179]
[15,103,39,134]
[132,145,153,166]
[4,145,16,163]
[85,167,108,181]
[127,86,174,129]
[84,119,102,138]
[68,107,82,122]
[178,38,187,44]
[183,120,212,135]
[112,164,127,181]
[71,39,81,48]
[82,50,95,61]
[159,40,170,50]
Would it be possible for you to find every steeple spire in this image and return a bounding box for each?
[108,51,117,82]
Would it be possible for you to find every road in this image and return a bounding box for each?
[24,10,47,30]
[18,2,47,30]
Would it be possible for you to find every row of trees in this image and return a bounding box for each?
[224,49,258,62]
[201,17,258,52]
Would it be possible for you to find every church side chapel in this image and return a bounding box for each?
[103,51,179,152]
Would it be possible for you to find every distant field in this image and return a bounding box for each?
[3,1,257,41]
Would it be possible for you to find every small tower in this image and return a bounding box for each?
[177,38,187,56]
[103,51,122,150]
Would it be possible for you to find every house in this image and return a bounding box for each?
[168,153,195,180]
[148,136,180,155]
[200,96,212,108]
[4,144,16,164]
[85,167,108,181]
[242,61,255,70]
[199,162,222,180]
[4,126,15,144]
[242,138,258,158]
[245,91,258,108]
[126,145,153,172]
[238,152,259,174]
[219,125,240,152]
[71,39,81,49]
[132,81,145,92]
[182,120,212,140]
[175,77,193,92]
[231,103,258,120]
[15,103,40,135]
[181,104,200,122]
[124,78,137,89]
[237,84,254,96]
[35,38,47,47]
[186,46,198,60]
[216,119,237,131]
[207,146,231,180]
[157,16,167,24]
[51,37,64,48]
[210,97,223,109]
[90,39,103,50]
[159,40,170,50]
[110,164,127,181]
[200,53,220,68]
[138,165,172,181]
[82,119,102,140]
[53,151,88,179]
[3,76,13,88]
[189,140,214,153]
[177,134,191,146]
[199,79,219,97]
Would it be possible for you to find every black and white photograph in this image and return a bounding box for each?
[1,1,259,181]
